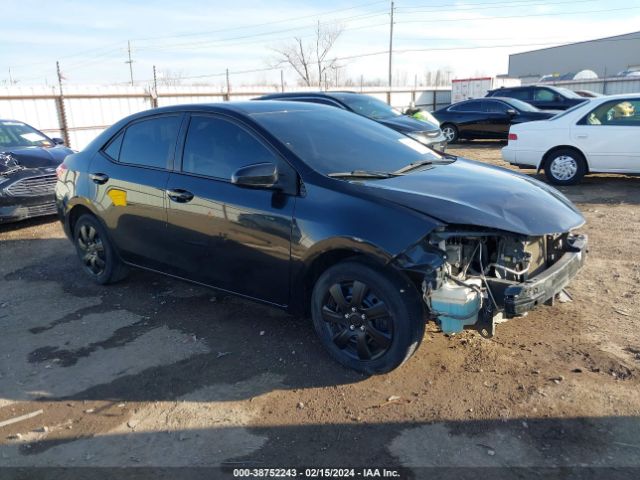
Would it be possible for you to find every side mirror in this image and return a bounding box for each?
[506,109,518,116]
[231,162,279,189]
[52,137,65,145]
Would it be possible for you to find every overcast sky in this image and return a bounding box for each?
[2,0,639,87]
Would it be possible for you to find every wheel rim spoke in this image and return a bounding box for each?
[333,329,353,349]
[356,332,372,360]
[367,325,391,349]
[329,284,349,311]
[350,281,367,307]
[363,301,388,320]
[322,306,349,327]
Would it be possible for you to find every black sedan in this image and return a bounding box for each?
[433,97,557,142]
[56,102,586,374]
[0,120,73,223]
[256,91,448,150]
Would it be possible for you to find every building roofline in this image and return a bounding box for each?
[510,31,640,57]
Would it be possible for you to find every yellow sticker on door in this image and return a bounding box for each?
[107,189,127,206]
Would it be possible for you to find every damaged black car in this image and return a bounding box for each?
[0,120,73,223]
[56,102,586,374]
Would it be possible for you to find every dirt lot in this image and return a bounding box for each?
[1,142,639,478]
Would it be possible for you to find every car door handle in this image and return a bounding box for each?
[89,173,109,184]
[166,189,194,203]
[576,134,588,139]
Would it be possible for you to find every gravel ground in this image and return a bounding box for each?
[1,142,639,479]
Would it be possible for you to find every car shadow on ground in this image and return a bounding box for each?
[1,236,364,406]
[1,416,639,479]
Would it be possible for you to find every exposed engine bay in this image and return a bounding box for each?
[394,227,586,337]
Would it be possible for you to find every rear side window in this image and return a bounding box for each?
[117,116,181,169]
[504,89,531,101]
[485,101,509,113]
[182,115,279,180]
[451,101,482,112]
[103,131,123,160]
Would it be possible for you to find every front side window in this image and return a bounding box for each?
[485,101,509,113]
[582,99,640,126]
[118,116,181,168]
[182,115,279,180]
[534,88,557,102]
[0,121,53,148]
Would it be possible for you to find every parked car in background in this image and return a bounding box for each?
[0,120,72,223]
[432,97,557,142]
[256,91,448,151]
[502,94,640,185]
[56,102,587,373]
[486,85,587,111]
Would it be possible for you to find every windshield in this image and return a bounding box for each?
[0,121,53,148]
[252,107,442,175]
[555,87,582,99]
[503,98,539,112]
[331,94,402,120]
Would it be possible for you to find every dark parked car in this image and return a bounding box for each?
[486,85,587,111]
[256,91,448,150]
[433,97,557,142]
[56,102,587,373]
[0,120,73,223]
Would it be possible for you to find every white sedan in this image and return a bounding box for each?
[502,93,640,185]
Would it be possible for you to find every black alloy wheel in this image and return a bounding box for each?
[321,280,393,361]
[311,261,425,374]
[76,222,106,277]
[73,214,128,284]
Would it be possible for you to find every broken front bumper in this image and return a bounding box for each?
[503,234,587,318]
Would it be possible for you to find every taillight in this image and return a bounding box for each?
[56,163,68,180]
[508,133,518,141]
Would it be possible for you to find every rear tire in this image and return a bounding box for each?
[73,214,128,285]
[544,148,587,185]
[441,124,459,143]
[311,260,425,374]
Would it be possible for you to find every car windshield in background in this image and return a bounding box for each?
[252,108,442,176]
[504,98,539,112]
[331,94,402,120]
[0,121,53,148]
[556,87,583,99]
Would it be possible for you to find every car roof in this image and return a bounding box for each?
[133,100,331,118]
[258,91,359,101]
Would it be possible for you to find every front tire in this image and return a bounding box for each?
[544,148,587,185]
[311,260,425,374]
[73,214,128,285]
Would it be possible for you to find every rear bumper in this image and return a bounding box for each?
[504,234,587,317]
[501,146,543,168]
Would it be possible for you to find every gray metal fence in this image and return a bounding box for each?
[0,85,452,151]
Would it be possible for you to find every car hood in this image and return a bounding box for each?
[0,146,72,171]
[378,115,440,133]
[361,158,584,236]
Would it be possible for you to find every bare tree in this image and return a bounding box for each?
[272,21,343,87]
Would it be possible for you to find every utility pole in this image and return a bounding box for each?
[280,70,284,92]
[225,68,231,101]
[8,68,14,85]
[387,1,395,103]
[56,61,70,147]
[152,65,159,108]
[125,40,134,86]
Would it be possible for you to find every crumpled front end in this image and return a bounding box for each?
[393,226,587,337]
